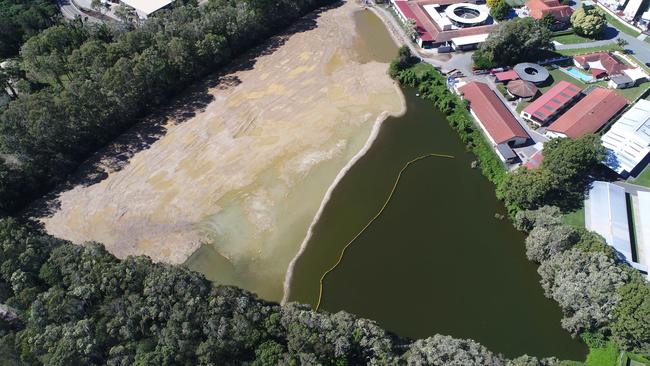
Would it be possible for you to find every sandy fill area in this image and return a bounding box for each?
[39,2,403,281]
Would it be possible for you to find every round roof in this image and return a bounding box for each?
[507,80,538,98]
[445,3,489,26]
[513,63,550,84]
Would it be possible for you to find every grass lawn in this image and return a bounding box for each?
[555,44,624,57]
[578,342,650,366]
[604,12,641,37]
[552,32,596,45]
[629,163,650,188]
[584,343,621,366]
[545,68,647,101]
[563,206,585,228]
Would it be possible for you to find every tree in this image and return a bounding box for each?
[489,0,511,21]
[0,0,59,58]
[497,168,556,211]
[404,335,504,365]
[525,224,579,263]
[539,13,557,30]
[616,37,629,48]
[513,205,562,232]
[541,134,605,192]
[406,18,418,40]
[571,7,606,38]
[473,18,553,67]
[538,248,628,334]
[90,0,105,14]
[499,135,605,212]
[611,274,650,352]
[114,4,135,23]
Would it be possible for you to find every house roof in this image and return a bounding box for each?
[458,82,529,144]
[527,0,573,20]
[121,0,172,15]
[394,1,434,41]
[522,80,582,123]
[394,0,496,43]
[609,74,634,85]
[547,88,627,138]
[574,52,628,76]
[601,99,650,174]
[507,80,538,98]
[495,70,519,82]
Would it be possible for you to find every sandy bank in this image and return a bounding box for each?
[37,1,404,300]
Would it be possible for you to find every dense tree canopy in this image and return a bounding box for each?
[0,0,59,58]
[570,7,606,38]
[472,17,553,68]
[489,0,511,21]
[497,135,605,212]
[0,218,569,365]
[515,206,650,354]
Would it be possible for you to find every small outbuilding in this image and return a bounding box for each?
[494,70,520,83]
[506,80,538,101]
[608,74,635,89]
[513,63,550,85]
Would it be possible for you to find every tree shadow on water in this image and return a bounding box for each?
[25,2,343,222]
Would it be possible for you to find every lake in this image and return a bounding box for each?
[286,11,587,359]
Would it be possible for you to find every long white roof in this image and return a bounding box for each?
[624,0,643,18]
[121,0,172,15]
[586,181,632,261]
[637,191,650,279]
[602,99,650,175]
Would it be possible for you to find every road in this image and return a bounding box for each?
[57,0,116,23]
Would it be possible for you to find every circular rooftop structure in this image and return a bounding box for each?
[445,3,489,27]
[507,80,538,99]
[513,63,550,84]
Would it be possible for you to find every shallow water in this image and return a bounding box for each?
[286,88,588,359]
[184,9,400,301]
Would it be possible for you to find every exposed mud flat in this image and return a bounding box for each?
[38,2,403,301]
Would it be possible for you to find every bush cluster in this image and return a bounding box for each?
[514,208,650,354]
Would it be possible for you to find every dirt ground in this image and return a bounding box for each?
[38,1,403,288]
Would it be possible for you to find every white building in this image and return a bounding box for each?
[624,0,643,19]
[586,182,633,259]
[121,0,173,19]
[586,181,649,279]
[602,99,650,176]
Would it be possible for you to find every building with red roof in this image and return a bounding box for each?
[458,82,529,161]
[520,80,582,126]
[494,70,520,83]
[391,0,496,49]
[526,0,573,26]
[573,52,628,78]
[546,88,628,139]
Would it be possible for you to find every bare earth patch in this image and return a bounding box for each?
[37,1,403,300]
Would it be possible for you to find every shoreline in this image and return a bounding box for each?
[281,81,407,304]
